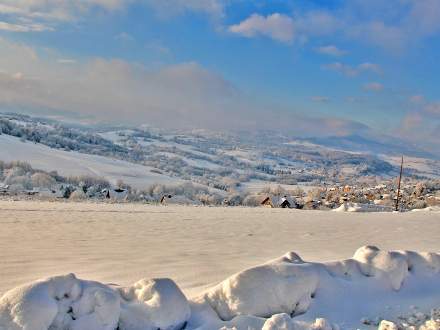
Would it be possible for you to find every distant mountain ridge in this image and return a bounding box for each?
[297,134,438,160]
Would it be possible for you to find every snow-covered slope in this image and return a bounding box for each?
[1,246,439,330]
[297,134,437,159]
[380,155,440,178]
[0,112,407,188]
[0,134,181,189]
[3,112,440,188]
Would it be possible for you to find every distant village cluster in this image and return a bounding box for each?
[262,181,440,211]
[1,160,439,212]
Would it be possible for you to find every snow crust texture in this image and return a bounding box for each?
[1,246,440,330]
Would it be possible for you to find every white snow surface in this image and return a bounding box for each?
[1,201,440,329]
[1,246,440,330]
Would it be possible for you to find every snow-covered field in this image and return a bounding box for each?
[0,201,439,329]
[380,154,440,178]
[0,134,181,189]
[239,181,318,194]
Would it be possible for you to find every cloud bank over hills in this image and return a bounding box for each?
[0,0,440,153]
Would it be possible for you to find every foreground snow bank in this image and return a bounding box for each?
[1,246,440,330]
[0,275,189,330]
[411,206,440,212]
[190,246,440,329]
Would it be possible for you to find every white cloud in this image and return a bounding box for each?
[0,37,370,136]
[0,0,129,17]
[228,1,440,51]
[0,55,239,128]
[115,32,135,42]
[228,10,341,44]
[400,112,423,132]
[409,95,425,104]
[315,45,346,57]
[145,0,225,18]
[357,62,381,74]
[145,40,171,56]
[229,13,294,43]
[425,102,440,117]
[349,21,407,52]
[294,11,340,38]
[405,0,440,36]
[398,95,440,152]
[0,0,225,32]
[345,0,440,51]
[0,20,53,32]
[346,96,364,103]
[311,96,330,103]
[323,62,357,77]
[4,0,440,53]
[323,62,382,77]
[0,0,131,32]
[57,59,77,64]
[363,82,384,92]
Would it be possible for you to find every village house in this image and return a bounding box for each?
[260,196,275,208]
[160,194,173,205]
[0,183,9,195]
[260,195,299,208]
[102,188,129,201]
[160,194,199,205]
[278,195,297,208]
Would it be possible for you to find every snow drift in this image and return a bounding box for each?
[0,275,189,330]
[333,202,393,212]
[1,246,440,330]
[411,206,440,212]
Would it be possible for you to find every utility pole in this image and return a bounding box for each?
[395,156,404,211]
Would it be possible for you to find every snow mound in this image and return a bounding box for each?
[1,246,440,330]
[333,202,392,212]
[0,274,189,330]
[261,314,338,330]
[411,206,440,212]
[118,278,190,330]
[262,313,296,330]
[191,246,440,329]
[203,256,319,320]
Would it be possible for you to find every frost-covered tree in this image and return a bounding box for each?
[31,173,56,188]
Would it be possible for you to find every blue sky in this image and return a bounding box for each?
[0,0,439,150]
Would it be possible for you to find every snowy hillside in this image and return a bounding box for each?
[1,112,440,194]
[0,134,181,189]
[297,135,437,160]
